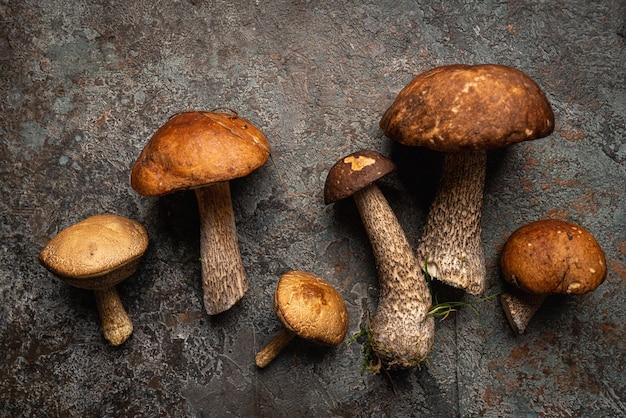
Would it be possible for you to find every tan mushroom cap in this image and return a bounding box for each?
[379,64,555,152]
[131,110,271,196]
[500,219,606,295]
[39,214,149,290]
[274,270,348,346]
[324,150,396,204]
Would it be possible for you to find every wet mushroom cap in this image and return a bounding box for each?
[274,270,348,346]
[500,219,606,295]
[379,64,555,151]
[131,110,271,196]
[39,214,149,290]
[324,149,396,204]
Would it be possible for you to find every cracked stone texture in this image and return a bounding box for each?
[1,0,625,416]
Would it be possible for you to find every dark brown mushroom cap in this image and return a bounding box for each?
[500,219,606,295]
[39,214,149,290]
[380,64,555,152]
[274,270,348,346]
[324,150,395,204]
[131,110,271,196]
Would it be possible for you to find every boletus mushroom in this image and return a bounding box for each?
[380,64,554,295]
[500,219,607,334]
[131,110,270,315]
[324,150,434,369]
[255,270,348,368]
[39,214,149,346]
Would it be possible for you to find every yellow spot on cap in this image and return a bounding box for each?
[344,155,376,171]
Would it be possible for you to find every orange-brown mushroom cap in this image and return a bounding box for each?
[500,219,606,295]
[274,270,348,346]
[380,64,555,152]
[39,214,149,290]
[324,150,396,204]
[131,111,271,196]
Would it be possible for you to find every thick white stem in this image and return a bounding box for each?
[195,182,249,315]
[353,183,434,369]
[416,150,487,295]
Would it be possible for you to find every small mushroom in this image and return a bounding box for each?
[131,110,270,315]
[39,214,149,346]
[255,270,348,368]
[500,219,607,334]
[380,64,554,295]
[324,150,434,369]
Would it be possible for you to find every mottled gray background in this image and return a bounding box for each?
[1,1,625,417]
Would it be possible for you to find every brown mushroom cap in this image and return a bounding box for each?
[131,110,270,196]
[379,64,555,152]
[500,219,606,295]
[274,270,348,346]
[323,150,396,204]
[39,214,149,290]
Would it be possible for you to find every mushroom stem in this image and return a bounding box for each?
[416,150,487,295]
[195,181,249,315]
[94,286,133,346]
[255,328,296,368]
[500,289,547,334]
[353,183,435,368]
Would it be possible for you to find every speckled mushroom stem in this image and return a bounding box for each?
[353,183,435,369]
[195,181,249,315]
[416,150,487,295]
[500,289,546,334]
[255,328,296,368]
[93,286,133,346]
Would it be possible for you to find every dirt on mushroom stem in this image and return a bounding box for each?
[353,183,435,369]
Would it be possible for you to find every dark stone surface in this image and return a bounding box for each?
[1,0,624,416]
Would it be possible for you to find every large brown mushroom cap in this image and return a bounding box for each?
[39,214,149,290]
[324,150,395,204]
[131,110,271,196]
[500,219,607,295]
[274,270,348,346]
[379,64,555,151]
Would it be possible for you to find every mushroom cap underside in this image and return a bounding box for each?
[39,214,149,289]
[131,111,271,196]
[500,219,606,295]
[324,149,395,204]
[274,270,348,346]
[380,64,555,152]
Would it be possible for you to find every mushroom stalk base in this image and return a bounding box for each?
[196,182,249,315]
[500,290,546,334]
[94,286,133,346]
[416,150,487,295]
[255,328,296,368]
[353,183,434,369]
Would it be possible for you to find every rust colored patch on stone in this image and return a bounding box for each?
[510,343,530,359]
[542,208,571,220]
[571,190,600,215]
[483,384,503,407]
[559,128,585,142]
[610,260,626,283]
